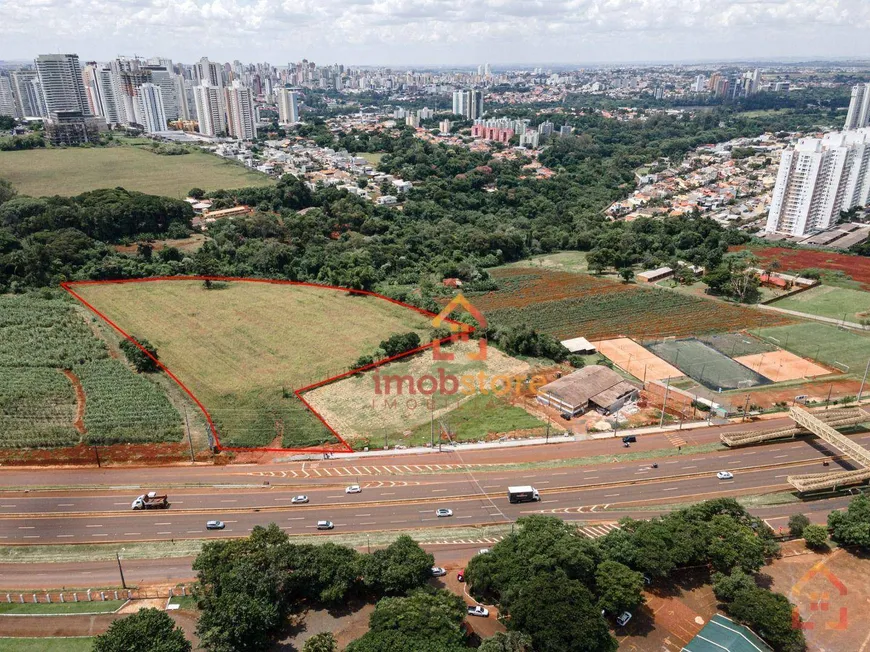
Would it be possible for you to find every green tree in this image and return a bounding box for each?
[728,586,806,652]
[706,514,768,574]
[93,608,190,652]
[595,560,645,615]
[0,177,16,205]
[711,568,757,603]
[362,535,434,595]
[188,188,206,199]
[788,514,810,538]
[828,494,870,549]
[618,267,634,283]
[505,572,616,652]
[478,631,534,652]
[119,336,160,373]
[304,632,338,652]
[802,524,829,550]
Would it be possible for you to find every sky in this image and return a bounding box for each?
[2,0,869,66]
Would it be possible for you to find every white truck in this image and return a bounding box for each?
[507,486,540,504]
[131,491,169,510]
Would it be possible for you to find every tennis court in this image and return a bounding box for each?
[734,350,831,382]
[593,337,682,382]
[646,338,770,390]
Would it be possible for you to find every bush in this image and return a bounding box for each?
[119,336,160,373]
[94,608,190,652]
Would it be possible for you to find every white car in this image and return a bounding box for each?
[478,548,490,555]
[616,611,632,627]
[206,520,225,530]
[291,495,309,504]
[717,471,734,480]
[436,508,453,518]
[316,520,334,530]
[467,605,489,618]
[430,566,447,577]
[345,485,362,494]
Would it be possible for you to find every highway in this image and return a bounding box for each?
[0,431,862,544]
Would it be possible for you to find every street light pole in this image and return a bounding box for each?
[858,357,870,405]
[659,377,671,428]
[116,551,127,590]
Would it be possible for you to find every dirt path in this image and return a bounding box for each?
[61,369,87,435]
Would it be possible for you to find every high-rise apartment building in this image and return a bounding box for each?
[194,57,223,88]
[224,81,256,140]
[35,54,91,115]
[766,128,870,236]
[276,88,299,124]
[11,70,45,118]
[845,83,870,130]
[0,76,16,118]
[451,89,482,119]
[193,83,226,136]
[94,66,127,125]
[137,83,168,133]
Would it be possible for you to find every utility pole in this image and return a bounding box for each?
[546,416,550,443]
[659,377,671,428]
[826,384,833,410]
[742,394,751,422]
[184,409,195,464]
[116,551,127,589]
[93,445,101,468]
[858,357,870,404]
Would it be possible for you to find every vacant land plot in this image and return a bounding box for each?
[752,322,870,373]
[473,268,790,341]
[0,146,272,198]
[0,295,181,448]
[735,350,830,382]
[304,340,535,447]
[358,152,385,166]
[647,339,769,390]
[771,285,870,321]
[593,338,682,382]
[744,246,870,291]
[73,280,435,449]
[503,251,591,274]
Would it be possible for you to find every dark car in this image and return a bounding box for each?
[622,436,637,443]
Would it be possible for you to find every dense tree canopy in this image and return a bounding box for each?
[93,608,190,652]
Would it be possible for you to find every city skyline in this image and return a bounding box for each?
[2,0,870,65]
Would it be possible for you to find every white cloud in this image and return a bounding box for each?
[1,0,868,64]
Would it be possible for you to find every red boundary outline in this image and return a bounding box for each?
[61,276,468,454]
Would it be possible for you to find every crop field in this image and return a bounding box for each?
[0,145,272,198]
[472,268,791,341]
[0,295,182,448]
[744,247,870,291]
[770,285,870,321]
[72,279,437,449]
[303,339,535,447]
[751,322,870,373]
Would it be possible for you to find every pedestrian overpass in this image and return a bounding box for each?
[721,406,870,492]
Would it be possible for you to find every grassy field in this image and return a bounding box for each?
[770,285,870,322]
[0,639,93,652]
[751,322,870,372]
[0,146,272,198]
[0,600,125,614]
[358,152,385,166]
[502,251,591,274]
[304,339,540,448]
[74,280,435,448]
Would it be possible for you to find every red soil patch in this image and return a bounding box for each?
[0,442,209,467]
[735,247,870,290]
[62,369,87,435]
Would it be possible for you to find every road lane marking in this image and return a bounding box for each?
[604,494,620,498]
[56,534,73,538]
[432,489,447,492]
[158,531,172,535]
[86,525,103,528]
[155,522,172,525]
[18,526,34,529]
[662,487,679,492]
[57,504,74,507]
[355,513,372,517]
[123,533,141,536]
[359,521,376,525]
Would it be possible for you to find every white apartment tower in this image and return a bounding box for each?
[137,83,168,133]
[0,77,16,117]
[224,81,256,140]
[95,66,127,125]
[766,128,870,236]
[35,54,91,115]
[11,70,45,118]
[845,83,870,130]
[194,57,223,88]
[452,89,483,119]
[276,88,299,124]
[193,83,226,136]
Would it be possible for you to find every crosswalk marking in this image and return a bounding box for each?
[247,463,474,479]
